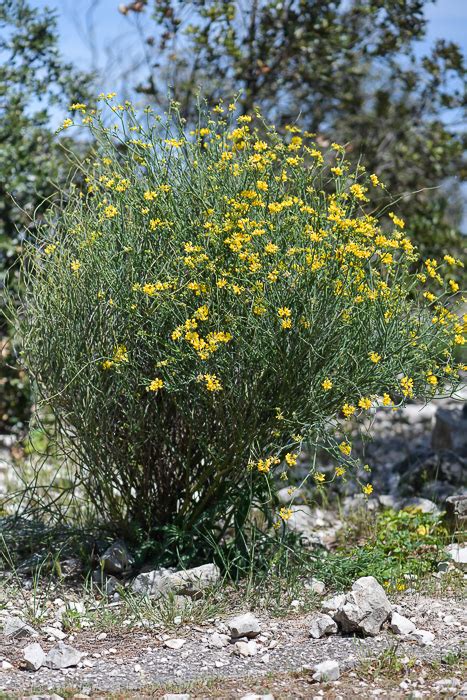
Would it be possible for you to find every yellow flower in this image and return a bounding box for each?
[70,260,81,273]
[256,180,268,191]
[147,378,164,392]
[194,305,209,321]
[335,466,346,477]
[44,243,57,255]
[369,351,381,364]
[314,472,325,483]
[198,373,222,392]
[417,525,428,536]
[342,403,356,419]
[164,138,184,148]
[278,307,291,318]
[389,212,405,228]
[322,378,333,391]
[144,190,157,201]
[104,204,118,219]
[281,318,292,329]
[339,441,352,456]
[279,507,293,521]
[382,393,393,407]
[331,166,343,176]
[370,174,380,187]
[285,452,298,467]
[69,103,86,111]
[113,344,128,363]
[449,279,459,293]
[350,183,368,201]
[362,483,373,496]
[358,397,372,410]
[61,118,73,129]
[426,372,438,386]
[400,375,414,398]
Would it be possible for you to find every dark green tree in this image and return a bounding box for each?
[0,0,90,430]
[121,0,466,261]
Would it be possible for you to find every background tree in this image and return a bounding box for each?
[0,0,90,431]
[121,0,466,262]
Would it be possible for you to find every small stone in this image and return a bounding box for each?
[99,539,135,575]
[433,678,460,689]
[164,638,186,650]
[389,612,416,635]
[45,642,83,669]
[209,632,230,648]
[309,613,338,639]
[24,696,64,700]
[410,629,435,646]
[445,543,467,571]
[161,695,191,700]
[23,642,46,671]
[3,615,37,639]
[132,563,219,597]
[42,626,67,640]
[228,612,261,639]
[399,497,440,515]
[233,640,257,657]
[321,594,346,614]
[308,578,326,595]
[312,659,340,682]
[445,494,467,531]
[1,660,13,670]
[97,632,107,640]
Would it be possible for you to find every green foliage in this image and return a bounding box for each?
[310,508,449,591]
[123,0,466,264]
[18,97,464,550]
[0,0,91,430]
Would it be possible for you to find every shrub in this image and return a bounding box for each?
[19,96,465,550]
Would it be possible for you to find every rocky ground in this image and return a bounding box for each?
[0,585,465,699]
[0,394,466,699]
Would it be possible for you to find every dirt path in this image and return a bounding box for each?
[0,593,465,698]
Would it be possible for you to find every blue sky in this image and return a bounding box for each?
[34,0,467,97]
[30,0,467,228]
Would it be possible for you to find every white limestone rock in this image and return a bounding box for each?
[390,612,416,635]
[228,612,261,639]
[312,659,340,682]
[333,576,392,636]
[309,613,338,639]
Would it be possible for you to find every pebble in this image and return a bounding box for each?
[3,615,37,639]
[208,631,230,648]
[164,638,187,650]
[45,642,83,669]
[389,612,416,635]
[42,625,67,640]
[312,659,340,682]
[23,642,46,671]
[233,640,258,657]
[410,629,435,646]
[309,613,338,639]
[228,612,261,639]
